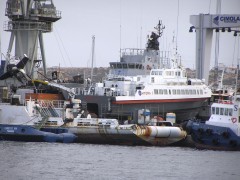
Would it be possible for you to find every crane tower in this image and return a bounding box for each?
[3,0,61,78]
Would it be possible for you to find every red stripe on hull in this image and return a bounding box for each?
[112,98,209,105]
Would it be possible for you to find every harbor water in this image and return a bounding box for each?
[0,141,239,180]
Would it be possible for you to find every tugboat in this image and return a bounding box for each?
[0,124,77,143]
[187,98,240,151]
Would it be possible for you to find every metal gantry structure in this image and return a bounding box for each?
[189,13,240,84]
[3,0,61,79]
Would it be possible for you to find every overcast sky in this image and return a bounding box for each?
[0,0,240,69]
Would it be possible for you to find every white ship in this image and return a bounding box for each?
[77,22,212,124]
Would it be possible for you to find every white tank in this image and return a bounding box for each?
[147,126,183,138]
[138,109,150,124]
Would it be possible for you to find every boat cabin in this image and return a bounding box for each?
[206,101,240,135]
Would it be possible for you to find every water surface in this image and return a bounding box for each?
[0,142,239,180]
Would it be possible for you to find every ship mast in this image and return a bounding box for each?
[90,35,95,85]
[146,20,165,51]
[214,0,221,89]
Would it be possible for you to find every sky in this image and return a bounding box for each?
[0,0,240,69]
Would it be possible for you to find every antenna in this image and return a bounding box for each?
[140,26,142,49]
[176,0,180,55]
[119,0,122,62]
[0,30,1,61]
[120,24,122,61]
[90,35,95,85]
[237,35,240,93]
[214,0,221,88]
[235,64,239,99]
[155,20,165,38]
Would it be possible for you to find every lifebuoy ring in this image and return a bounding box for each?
[229,140,237,147]
[206,128,213,136]
[212,138,219,145]
[198,128,204,135]
[232,117,237,123]
[222,131,230,139]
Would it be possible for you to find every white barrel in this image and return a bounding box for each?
[169,127,184,137]
[147,126,183,138]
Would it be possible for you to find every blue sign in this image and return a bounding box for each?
[213,15,240,26]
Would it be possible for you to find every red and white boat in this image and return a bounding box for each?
[78,57,211,124]
[77,21,212,124]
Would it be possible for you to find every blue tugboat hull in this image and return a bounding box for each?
[187,120,240,151]
[0,124,77,143]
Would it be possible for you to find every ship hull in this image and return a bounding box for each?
[67,127,151,146]
[0,123,187,146]
[0,124,77,143]
[77,94,208,123]
[186,120,240,151]
[0,104,34,124]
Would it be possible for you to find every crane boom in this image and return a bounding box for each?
[32,79,76,98]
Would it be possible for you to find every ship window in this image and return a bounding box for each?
[159,89,163,94]
[164,89,168,94]
[169,90,171,95]
[197,90,199,95]
[216,107,219,115]
[212,107,215,114]
[152,71,158,75]
[220,108,224,115]
[111,64,117,68]
[229,109,233,116]
[173,89,176,95]
[177,89,180,95]
[193,90,196,94]
[183,71,186,77]
[185,90,189,95]
[117,63,122,68]
[128,64,135,69]
[175,71,181,76]
[200,90,203,95]
[123,64,127,68]
[181,89,185,95]
[154,89,158,94]
[151,77,155,83]
[225,108,229,116]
